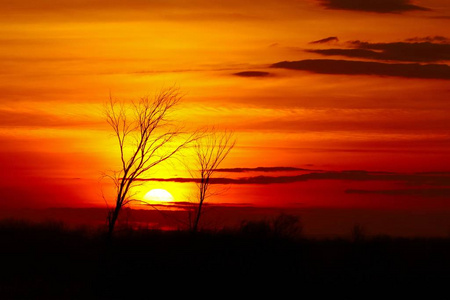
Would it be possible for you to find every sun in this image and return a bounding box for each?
[144,189,174,202]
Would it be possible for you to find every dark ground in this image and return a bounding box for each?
[1,219,449,298]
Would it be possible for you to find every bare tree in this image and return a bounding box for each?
[189,130,235,232]
[104,87,196,237]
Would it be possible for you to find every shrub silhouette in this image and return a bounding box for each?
[240,219,272,238]
[352,223,366,242]
[272,213,303,239]
[240,213,302,239]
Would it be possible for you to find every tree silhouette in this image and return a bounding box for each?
[104,87,197,237]
[189,130,235,232]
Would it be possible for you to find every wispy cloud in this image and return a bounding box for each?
[346,188,450,197]
[429,16,450,20]
[236,111,450,133]
[0,109,100,128]
[216,167,314,172]
[0,0,301,23]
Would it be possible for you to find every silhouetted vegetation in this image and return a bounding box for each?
[1,218,450,297]
[240,213,303,239]
[188,129,235,232]
[104,87,198,237]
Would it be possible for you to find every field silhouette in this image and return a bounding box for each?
[1,218,449,298]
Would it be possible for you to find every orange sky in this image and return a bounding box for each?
[1,0,450,215]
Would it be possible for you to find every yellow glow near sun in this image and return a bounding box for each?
[144,189,174,202]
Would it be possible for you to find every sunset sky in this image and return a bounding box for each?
[1,0,450,234]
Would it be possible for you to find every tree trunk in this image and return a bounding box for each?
[192,200,204,233]
[107,204,121,239]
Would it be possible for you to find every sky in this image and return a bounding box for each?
[1,0,450,234]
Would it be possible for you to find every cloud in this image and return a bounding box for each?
[0,0,300,23]
[307,39,450,63]
[309,37,339,44]
[319,0,429,13]
[405,36,450,43]
[0,109,100,128]
[233,71,271,77]
[416,172,450,176]
[430,16,450,20]
[136,170,450,186]
[216,167,312,172]
[307,48,381,60]
[238,112,450,133]
[271,59,450,79]
[346,188,450,197]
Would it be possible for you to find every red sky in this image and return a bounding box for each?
[1,0,450,235]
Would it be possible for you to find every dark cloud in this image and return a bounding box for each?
[350,40,450,62]
[309,37,339,44]
[405,36,450,43]
[216,167,313,172]
[416,172,450,176]
[307,39,450,62]
[137,170,450,186]
[319,0,428,13]
[307,48,382,60]
[271,59,450,79]
[233,71,271,77]
[346,188,450,197]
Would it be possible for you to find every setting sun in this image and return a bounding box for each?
[143,189,174,202]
